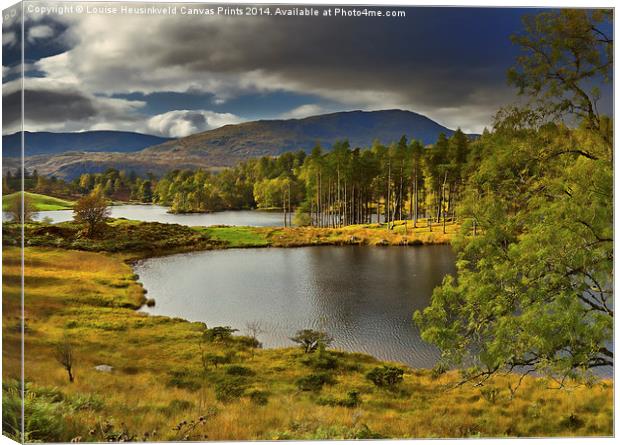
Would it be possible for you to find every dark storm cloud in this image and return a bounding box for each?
[1,81,146,133]
[30,5,596,132]
[143,7,527,108]
[3,88,96,129]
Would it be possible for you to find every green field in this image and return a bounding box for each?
[2,192,74,211]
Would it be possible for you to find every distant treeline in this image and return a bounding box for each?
[3,129,473,228]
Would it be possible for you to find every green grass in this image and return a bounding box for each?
[2,192,74,211]
[197,226,269,247]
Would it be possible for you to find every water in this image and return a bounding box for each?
[134,245,456,368]
[3,204,286,227]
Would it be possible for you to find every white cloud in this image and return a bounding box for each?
[280,104,327,119]
[27,25,54,43]
[146,110,244,138]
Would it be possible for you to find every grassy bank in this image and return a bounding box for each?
[2,247,613,441]
[2,192,75,211]
[3,218,457,256]
[1,220,613,441]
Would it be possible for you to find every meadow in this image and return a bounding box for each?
[1,219,613,441]
[2,192,74,211]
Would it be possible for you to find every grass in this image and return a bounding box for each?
[2,192,74,211]
[1,246,613,441]
[198,226,269,247]
[4,218,455,256]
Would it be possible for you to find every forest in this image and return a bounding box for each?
[4,129,470,232]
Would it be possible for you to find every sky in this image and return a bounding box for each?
[1,2,613,137]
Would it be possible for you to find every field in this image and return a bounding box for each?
[1,233,613,441]
[2,192,74,211]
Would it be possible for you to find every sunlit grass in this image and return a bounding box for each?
[197,226,269,247]
[2,246,612,441]
[2,192,74,211]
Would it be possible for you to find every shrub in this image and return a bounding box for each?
[248,390,269,406]
[290,329,333,353]
[202,352,234,370]
[160,399,194,416]
[560,413,585,430]
[302,346,340,370]
[166,370,201,391]
[317,390,361,408]
[431,363,447,379]
[2,380,67,442]
[366,366,404,389]
[215,379,246,403]
[225,365,255,377]
[296,373,335,392]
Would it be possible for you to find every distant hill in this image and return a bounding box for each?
[12,110,474,179]
[143,109,462,161]
[2,131,171,157]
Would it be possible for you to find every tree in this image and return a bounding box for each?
[73,191,111,237]
[290,329,333,353]
[6,192,37,223]
[508,10,612,141]
[55,334,75,383]
[415,9,612,385]
[245,321,264,358]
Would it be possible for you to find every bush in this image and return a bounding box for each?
[166,370,201,391]
[248,390,269,406]
[317,390,361,408]
[431,363,447,379]
[225,365,255,377]
[302,346,340,370]
[215,379,246,403]
[560,413,585,430]
[2,380,67,442]
[202,352,234,370]
[366,366,404,389]
[296,373,335,392]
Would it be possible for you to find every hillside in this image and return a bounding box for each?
[143,109,462,161]
[13,110,472,179]
[2,191,74,212]
[2,130,171,158]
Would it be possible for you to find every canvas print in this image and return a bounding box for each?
[1,1,614,442]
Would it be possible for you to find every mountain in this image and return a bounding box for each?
[14,110,473,179]
[143,109,461,160]
[2,130,171,158]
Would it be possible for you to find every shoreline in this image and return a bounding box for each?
[2,220,613,440]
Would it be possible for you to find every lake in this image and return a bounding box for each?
[3,204,286,227]
[134,245,456,368]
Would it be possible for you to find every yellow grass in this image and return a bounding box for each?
[2,246,612,441]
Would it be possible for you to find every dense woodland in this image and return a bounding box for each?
[4,129,471,231]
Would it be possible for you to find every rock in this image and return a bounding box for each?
[94,365,113,373]
[145,298,156,307]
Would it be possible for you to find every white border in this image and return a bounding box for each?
[0,1,616,445]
